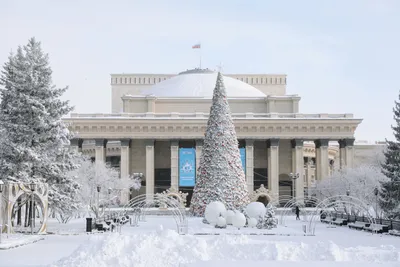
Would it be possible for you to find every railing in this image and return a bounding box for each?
[69,112,354,119]
[330,212,400,231]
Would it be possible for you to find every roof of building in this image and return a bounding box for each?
[142,68,266,98]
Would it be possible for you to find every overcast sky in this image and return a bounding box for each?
[1,0,400,142]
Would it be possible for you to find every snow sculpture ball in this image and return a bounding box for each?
[232,212,246,229]
[217,216,227,228]
[205,201,227,225]
[225,210,235,225]
[248,217,258,228]
[246,202,266,219]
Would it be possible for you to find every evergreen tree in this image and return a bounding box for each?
[380,92,400,219]
[190,72,250,216]
[0,38,81,215]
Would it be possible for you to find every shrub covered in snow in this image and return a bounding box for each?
[257,206,278,229]
[247,217,258,228]
[215,216,227,229]
[204,201,227,225]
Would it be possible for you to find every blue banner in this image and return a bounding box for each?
[179,148,196,187]
[240,148,246,173]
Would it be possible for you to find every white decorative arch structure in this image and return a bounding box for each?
[250,184,276,204]
[279,196,321,226]
[1,182,48,234]
[306,195,375,235]
[118,194,188,234]
[155,187,188,208]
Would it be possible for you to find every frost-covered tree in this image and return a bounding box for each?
[0,38,80,217]
[313,165,387,215]
[71,157,141,218]
[380,92,400,219]
[190,72,249,216]
[256,207,278,229]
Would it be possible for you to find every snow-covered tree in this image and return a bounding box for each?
[0,38,81,218]
[190,72,249,216]
[256,207,278,229]
[313,165,387,215]
[380,92,400,219]
[71,157,141,218]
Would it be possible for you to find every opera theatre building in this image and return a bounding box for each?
[65,68,362,205]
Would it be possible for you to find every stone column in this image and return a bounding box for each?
[170,140,179,189]
[70,138,83,153]
[315,139,329,181]
[145,139,155,200]
[94,139,107,165]
[267,139,279,198]
[120,139,131,204]
[291,139,304,201]
[339,138,355,169]
[245,139,254,192]
[195,140,203,171]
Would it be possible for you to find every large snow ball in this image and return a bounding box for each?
[248,217,258,228]
[225,210,235,225]
[205,201,227,225]
[232,212,246,229]
[246,202,266,219]
[216,216,227,228]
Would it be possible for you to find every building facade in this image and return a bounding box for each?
[65,69,362,205]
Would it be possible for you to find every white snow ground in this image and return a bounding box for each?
[0,216,399,267]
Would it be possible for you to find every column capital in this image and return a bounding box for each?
[170,139,179,146]
[120,139,131,147]
[314,139,329,148]
[291,139,304,148]
[195,139,204,146]
[245,139,255,146]
[70,138,83,148]
[94,139,107,148]
[267,138,279,148]
[144,139,155,146]
[339,138,355,148]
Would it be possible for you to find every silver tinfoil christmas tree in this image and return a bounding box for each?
[190,72,250,216]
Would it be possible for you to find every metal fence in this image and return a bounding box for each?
[330,212,400,231]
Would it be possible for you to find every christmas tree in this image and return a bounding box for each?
[380,92,400,219]
[190,72,250,216]
[0,38,81,216]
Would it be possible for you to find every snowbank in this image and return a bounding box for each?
[53,230,400,267]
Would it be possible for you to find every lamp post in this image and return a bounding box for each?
[0,180,4,243]
[28,183,36,235]
[96,185,101,217]
[108,188,112,215]
[374,187,379,219]
[289,173,299,200]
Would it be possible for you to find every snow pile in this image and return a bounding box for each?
[0,235,44,250]
[53,230,400,267]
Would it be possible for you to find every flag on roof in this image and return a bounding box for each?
[192,43,201,49]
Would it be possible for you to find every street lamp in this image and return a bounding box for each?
[346,189,350,196]
[289,173,300,199]
[28,183,36,235]
[0,180,4,244]
[374,187,379,219]
[96,185,101,217]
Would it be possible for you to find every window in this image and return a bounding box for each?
[129,77,131,83]
[138,78,141,84]
[256,78,258,83]
[124,78,127,83]
[120,77,122,83]
[148,78,150,84]
[251,78,254,83]
[270,78,272,84]
[275,78,277,84]
[153,78,156,83]
[134,77,136,83]
[279,78,282,84]
[159,78,161,82]
[285,78,287,84]
[246,78,248,83]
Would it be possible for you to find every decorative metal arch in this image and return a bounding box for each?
[1,182,48,234]
[118,194,188,234]
[279,196,321,226]
[306,195,376,235]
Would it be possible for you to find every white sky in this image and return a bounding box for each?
[1,0,400,142]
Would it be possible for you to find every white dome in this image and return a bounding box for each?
[143,69,266,98]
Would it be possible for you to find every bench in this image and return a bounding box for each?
[364,224,389,233]
[331,218,348,226]
[389,230,400,236]
[321,217,334,224]
[348,221,370,230]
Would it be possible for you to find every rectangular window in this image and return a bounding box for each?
[129,77,131,83]
[148,78,150,84]
[251,78,253,83]
[138,78,141,84]
[125,78,127,84]
[153,78,156,83]
[120,78,122,83]
[256,78,258,83]
[134,78,136,83]
[159,78,161,82]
